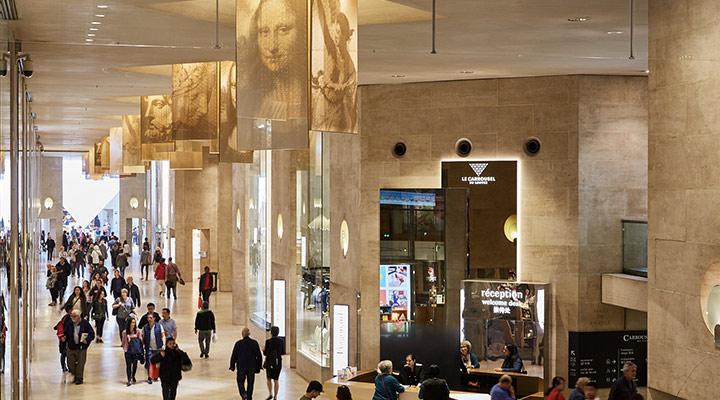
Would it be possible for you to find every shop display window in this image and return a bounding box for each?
[296,132,330,366]
[622,220,647,277]
[248,150,271,328]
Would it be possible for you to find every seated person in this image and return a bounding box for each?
[494,344,524,373]
[399,353,423,386]
[459,340,480,369]
[418,364,449,400]
[490,375,516,400]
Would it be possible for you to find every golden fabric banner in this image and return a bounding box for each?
[219,61,253,163]
[94,137,110,173]
[141,95,173,144]
[310,0,358,134]
[236,0,309,150]
[172,62,219,142]
[122,115,145,174]
[109,127,124,175]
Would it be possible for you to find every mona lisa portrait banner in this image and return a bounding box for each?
[310,0,358,134]
[236,0,309,150]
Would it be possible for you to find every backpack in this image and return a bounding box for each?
[128,337,143,356]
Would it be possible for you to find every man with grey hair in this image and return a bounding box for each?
[608,361,638,400]
[230,327,262,400]
[63,309,95,384]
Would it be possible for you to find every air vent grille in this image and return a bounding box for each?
[0,0,18,21]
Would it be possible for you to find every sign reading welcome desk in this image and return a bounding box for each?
[568,331,647,388]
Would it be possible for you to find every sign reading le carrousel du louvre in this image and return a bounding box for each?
[568,331,647,388]
[236,0,358,150]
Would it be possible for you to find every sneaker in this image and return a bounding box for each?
[127,381,132,387]
[75,378,83,385]
[266,396,274,400]
[132,377,136,383]
[147,379,153,384]
[98,338,103,343]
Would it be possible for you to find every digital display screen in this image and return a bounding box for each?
[380,190,436,207]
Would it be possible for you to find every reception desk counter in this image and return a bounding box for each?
[323,370,542,400]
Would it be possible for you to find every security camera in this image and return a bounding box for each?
[20,56,32,78]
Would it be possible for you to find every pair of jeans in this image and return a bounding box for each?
[162,380,179,400]
[58,341,67,371]
[124,352,138,382]
[95,318,105,338]
[74,262,83,277]
[141,264,149,280]
[236,370,256,400]
[165,281,177,299]
[198,330,212,356]
[66,348,87,380]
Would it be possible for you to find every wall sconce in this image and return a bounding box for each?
[236,208,242,233]
[504,214,518,243]
[277,214,284,240]
[43,197,53,210]
[340,219,349,258]
[143,199,147,209]
[129,197,139,209]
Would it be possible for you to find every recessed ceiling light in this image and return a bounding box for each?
[87,33,95,37]
[568,16,590,22]
[85,38,94,42]
[460,71,474,74]
[96,5,109,8]
[391,74,405,78]
[95,14,105,17]
[607,31,623,35]
[91,21,102,25]
[89,27,99,31]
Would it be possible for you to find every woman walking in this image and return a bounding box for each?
[112,288,135,342]
[46,264,60,306]
[263,326,283,400]
[140,247,151,281]
[122,317,144,386]
[91,290,109,343]
[62,286,88,319]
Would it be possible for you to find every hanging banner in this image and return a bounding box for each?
[94,137,110,173]
[236,0,309,150]
[219,61,253,163]
[310,0,358,134]
[109,126,123,175]
[172,62,219,141]
[122,115,145,174]
[141,95,173,144]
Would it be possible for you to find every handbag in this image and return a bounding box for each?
[178,277,185,285]
[181,352,193,372]
[149,361,160,380]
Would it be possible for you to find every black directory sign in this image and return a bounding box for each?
[568,331,647,388]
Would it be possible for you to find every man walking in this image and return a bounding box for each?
[150,337,192,400]
[199,266,214,302]
[116,249,129,277]
[229,327,263,400]
[194,301,216,358]
[608,362,638,400]
[63,310,95,384]
[159,308,178,340]
[165,257,181,300]
[46,235,56,260]
[125,276,141,308]
[141,313,165,384]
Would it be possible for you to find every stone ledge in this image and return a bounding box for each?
[602,273,648,312]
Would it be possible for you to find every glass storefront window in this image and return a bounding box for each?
[622,220,647,277]
[248,150,271,327]
[297,132,330,366]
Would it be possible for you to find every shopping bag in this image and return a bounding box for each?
[197,295,202,309]
[149,361,160,380]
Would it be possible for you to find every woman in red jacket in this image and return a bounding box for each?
[154,258,167,297]
[545,376,566,400]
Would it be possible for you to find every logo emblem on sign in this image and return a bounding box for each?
[469,163,488,177]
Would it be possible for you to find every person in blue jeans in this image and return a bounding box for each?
[372,360,405,400]
[490,375,516,400]
[141,313,165,384]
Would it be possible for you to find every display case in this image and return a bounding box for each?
[296,131,330,366]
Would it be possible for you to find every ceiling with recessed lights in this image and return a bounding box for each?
[2,0,647,149]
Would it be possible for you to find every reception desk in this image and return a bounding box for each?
[466,369,543,399]
[323,371,491,400]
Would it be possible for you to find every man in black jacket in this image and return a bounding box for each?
[400,353,423,386]
[138,303,161,330]
[46,236,56,260]
[229,327,262,400]
[151,337,191,400]
[418,365,450,400]
[608,361,638,400]
[125,276,141,308]
[194,301,216,358]
[63,310,95,384]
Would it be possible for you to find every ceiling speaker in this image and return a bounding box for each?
[393,142,407,158]
[455,138,473,157]
[524,137,542,156]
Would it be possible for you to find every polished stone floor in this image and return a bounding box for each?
[1,251,312,399]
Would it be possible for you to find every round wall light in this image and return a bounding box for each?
[43,197,54,210]
[277,214,284,240]
[129,197,139,209]
[340,219,349,258]
[236,208,242,233]
[503,214,518,243]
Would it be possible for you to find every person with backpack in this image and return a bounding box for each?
[150,336,192,400]
[53,307,73,373]
[122,317,144,386]
[140,313,165,384]
[91,290,109,343]
[194,301,216,358]
[263,326,283,400]
[165,257,182,300]
[112,288,135,342]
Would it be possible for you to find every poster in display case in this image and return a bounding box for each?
[379,264,412,322]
